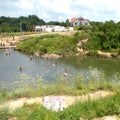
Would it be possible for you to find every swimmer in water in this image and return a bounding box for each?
[64,69,68,77]
[19,66,23,72]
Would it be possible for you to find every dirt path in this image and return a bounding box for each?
[0,34,40,48]
[0,31,75,48]
[0,90,114,111]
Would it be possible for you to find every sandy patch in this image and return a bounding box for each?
[0,90,114,111]
[92,115,120,120]
[0,31,76,48]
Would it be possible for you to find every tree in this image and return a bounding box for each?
[0,15,46,32]
[65,19,70,27]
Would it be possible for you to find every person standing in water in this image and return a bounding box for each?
[64,69,68,77]
[30,55,33,61]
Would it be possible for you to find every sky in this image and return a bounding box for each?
[0,0,120,22]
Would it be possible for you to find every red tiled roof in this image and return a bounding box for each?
[78,17,84,20]
[71,17,90,23]
[71,18,77,23]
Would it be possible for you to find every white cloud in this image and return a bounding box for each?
[15,0,34,10]
[39,12,50,20]
[50,0,71,14]
[0,0,120,22]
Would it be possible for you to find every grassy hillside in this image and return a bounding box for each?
[16,32,88,56]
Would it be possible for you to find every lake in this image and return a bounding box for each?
[0,48,120,90]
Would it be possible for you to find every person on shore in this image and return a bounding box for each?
[2,43,5,47]
[13,36,15,40]
[0,42,2,47]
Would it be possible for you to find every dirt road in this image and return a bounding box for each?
[0,90,114,111]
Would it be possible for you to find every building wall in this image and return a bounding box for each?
[81,20,90,26]
[35,25,66,32]
[35,26,42,32]
[71,19,90,26]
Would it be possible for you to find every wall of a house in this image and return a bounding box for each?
[71,19,90,26]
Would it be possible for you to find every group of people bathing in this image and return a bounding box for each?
[19,58,68,77]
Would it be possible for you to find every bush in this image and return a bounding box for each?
[28,106,59,120]
[16,34,79,55]
[24,93,120,120]
[0,108,9,120]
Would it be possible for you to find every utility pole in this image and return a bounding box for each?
[20,21,22,39]
[20,21,22,32]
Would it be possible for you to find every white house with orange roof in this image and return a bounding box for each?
[71,17,90,27]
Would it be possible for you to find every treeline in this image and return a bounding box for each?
[0,15,70,32]
[86,20,120,52]
[68,20,120,52]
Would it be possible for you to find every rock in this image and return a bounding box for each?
[93,115,120,120]
[41,54,62,59]
[97,50,112,58]
[80,115,120,120]
[8,117,17,120]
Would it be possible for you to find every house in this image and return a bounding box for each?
[35,26,42,32]
[46,27,54,32]
[53,26,66,32]
[69,27,74,31]
[71,17,90,27]
[34,25,67,32]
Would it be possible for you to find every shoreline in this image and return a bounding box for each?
[1,32,120,59]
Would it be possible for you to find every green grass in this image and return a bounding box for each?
[0,72,120,104]
[0,108,9,120]
[16,33,87,55]
[11,103,39,120]
[5,92,119,120]
[0,83,120,119]
[0,71,120,119]
[56,93,120,120]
